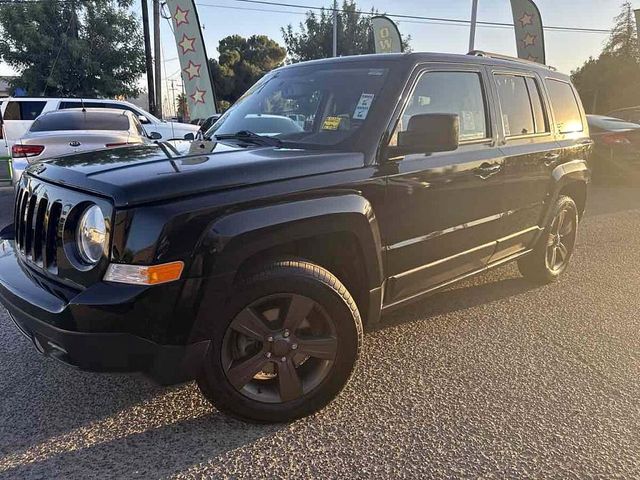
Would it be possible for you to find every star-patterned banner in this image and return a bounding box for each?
[510,0,546,65]
[166,0,217,121]
[635,9,640,47]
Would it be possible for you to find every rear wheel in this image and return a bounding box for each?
[518,195,579,284]
[197,259,362,422]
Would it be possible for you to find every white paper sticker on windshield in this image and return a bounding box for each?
[353,93,375,120]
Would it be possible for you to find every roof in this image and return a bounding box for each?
[40,108,130,116]
[279,51,570,79]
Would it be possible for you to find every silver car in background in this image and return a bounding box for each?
[10,108,158,185]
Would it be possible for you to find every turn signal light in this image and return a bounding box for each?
[104,261,184,285]
[105,142,130,148]
[12,144,44,158]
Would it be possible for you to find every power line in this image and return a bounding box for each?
[207,0,612,35]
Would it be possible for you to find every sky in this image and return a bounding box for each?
[153,0,635,114]
[1,0,636,115]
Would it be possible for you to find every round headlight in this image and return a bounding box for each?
[77,205,106,264]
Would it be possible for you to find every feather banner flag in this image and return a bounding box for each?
[165,0,217,120]
[635,9,640,47]
[371,16,403,54]
[510,0,546,64]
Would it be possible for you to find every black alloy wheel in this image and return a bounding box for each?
[518,195,579,283]
[545,205,576,273]
[221,293,338,404]
[197,259,362,422]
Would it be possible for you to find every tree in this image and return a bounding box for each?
[281,0,411,63]
[208,34,287,104]
[0,0,145,97]
[176,93,188,120]
[572,2,640,113]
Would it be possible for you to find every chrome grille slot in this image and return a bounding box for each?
[44,201,62,270]
[14,184,63,272]
[32,197,48,264]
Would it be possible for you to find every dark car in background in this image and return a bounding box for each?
[607,106,640,124]
[587,114,640,181]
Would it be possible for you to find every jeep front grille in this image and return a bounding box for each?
[14,183,63,272]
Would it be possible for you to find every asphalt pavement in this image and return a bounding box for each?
[0,185,639,478]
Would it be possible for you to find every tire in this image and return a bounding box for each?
[518,195,579,284]
[197,259,363,423]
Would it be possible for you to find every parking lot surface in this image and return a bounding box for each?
[0,185,639,478]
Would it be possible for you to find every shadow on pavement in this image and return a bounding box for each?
[0,315,282,478]
[372,268,537,333]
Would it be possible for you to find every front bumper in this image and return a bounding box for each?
[0,233,209,385]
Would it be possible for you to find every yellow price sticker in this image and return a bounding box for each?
[322,116,342,131]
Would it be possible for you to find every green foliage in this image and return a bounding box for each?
[572,2,640,113]
[0,0,145,97]
[176,93,188,119]
[209,34,287,104]
[281,0,410,63]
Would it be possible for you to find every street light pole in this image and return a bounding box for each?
[153,0,162,119]
[141,0,156,115]
[332,0,337,57]
[468,0,479,52]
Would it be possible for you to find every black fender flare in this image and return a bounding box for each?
[539,159,590,230]
[192,193,384,291]
[183,194,385,342]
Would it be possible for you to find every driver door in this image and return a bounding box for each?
[378,65,506,307]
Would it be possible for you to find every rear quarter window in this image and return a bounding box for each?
[4,101,47,121]
[546,79,583,134]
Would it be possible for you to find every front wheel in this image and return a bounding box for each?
[197,259,362,422]
[518,195,579,284]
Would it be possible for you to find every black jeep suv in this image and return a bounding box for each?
[0,52,591,422]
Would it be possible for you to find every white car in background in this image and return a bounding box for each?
[10,108,158,185]
[1,97,199,154]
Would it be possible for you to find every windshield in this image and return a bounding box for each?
[206,65,390,147]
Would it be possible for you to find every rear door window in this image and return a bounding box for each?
[495,75,535,137]
[525,77,549,134]
[546,79,584,134]
[4,101,46,121]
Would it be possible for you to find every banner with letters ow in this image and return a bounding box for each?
[371,16,403,54]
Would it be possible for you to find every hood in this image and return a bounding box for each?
[25,140,365,207]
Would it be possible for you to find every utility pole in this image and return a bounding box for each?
[332,0,338,57]
[153,0,162,119]
[141,0,156,115]
[468,0,479,52]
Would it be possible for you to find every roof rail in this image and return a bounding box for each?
[468,50,557,71]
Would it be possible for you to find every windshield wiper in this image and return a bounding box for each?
[214,130,283,147]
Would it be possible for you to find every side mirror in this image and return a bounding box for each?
[147,131,162,140]
[390,113,460,157]
[184,132,195,141]
[138,115,150,125]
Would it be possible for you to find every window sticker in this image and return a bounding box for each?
[353,93,375,120]
[461,111,476,132]
[503,114,511,137]
[322,116,342,131]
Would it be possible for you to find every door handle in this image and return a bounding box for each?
[475,162,502,179]
[543,153,560,166]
